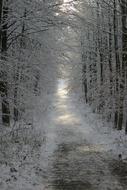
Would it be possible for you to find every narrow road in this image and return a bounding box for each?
[40,78,126,190]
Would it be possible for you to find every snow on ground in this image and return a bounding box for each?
[73,94,127,160]
[38,76,127,190]
[43,77,127,162]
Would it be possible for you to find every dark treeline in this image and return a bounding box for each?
[0,0,59,130]
[0,0,41,127]
[81,0,127,133]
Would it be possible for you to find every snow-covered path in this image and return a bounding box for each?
[39,72,126,190]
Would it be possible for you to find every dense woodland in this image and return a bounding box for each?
[0,0,58,129]
[81,0,127,133]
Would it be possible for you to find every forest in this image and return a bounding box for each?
[0,0,127,190]
[81,0,127,133]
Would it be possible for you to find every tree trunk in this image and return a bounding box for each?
[113,0,123,130]
[121,0,127,132]
[0,0,10,125]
